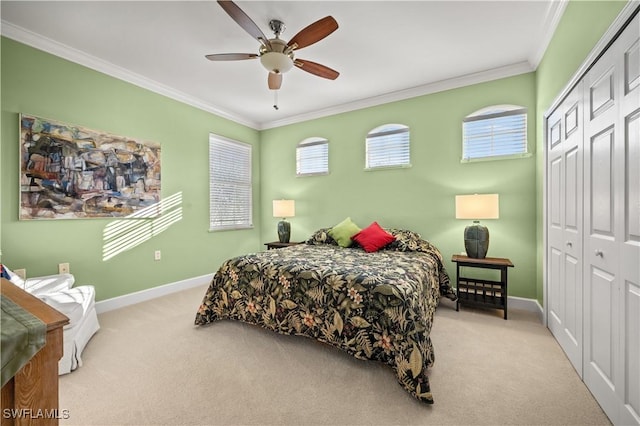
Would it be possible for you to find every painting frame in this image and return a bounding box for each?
[19,113,161,220]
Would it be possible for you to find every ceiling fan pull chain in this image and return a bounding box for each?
[273,90,279,110]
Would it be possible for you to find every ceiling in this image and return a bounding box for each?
[0,1,565,130]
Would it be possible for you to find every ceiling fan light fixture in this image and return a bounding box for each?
[260,51,294,74]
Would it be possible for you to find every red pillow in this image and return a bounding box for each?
[352,222,396,253]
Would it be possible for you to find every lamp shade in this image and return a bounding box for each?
[455,194,499,219]
[273,200,295,218]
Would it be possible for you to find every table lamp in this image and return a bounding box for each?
[272,199,295,243]
[455,194,499,258]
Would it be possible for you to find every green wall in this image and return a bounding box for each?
[534,0,627,304]
[0,37,261,301]
[260,73,538,299]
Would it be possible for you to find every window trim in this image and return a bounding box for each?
[208,134,253,232]
[296,137,329,177]
[461,105,530,163]
[365,123,411,170]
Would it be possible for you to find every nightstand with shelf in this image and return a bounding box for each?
[264,241,302,250]
[451,254,514,320]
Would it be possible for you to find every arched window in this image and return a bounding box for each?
[462,105,528,161]
[365,124,410,170]
[296,137,329,176]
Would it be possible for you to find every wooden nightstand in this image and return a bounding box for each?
[451,254,514,320]
[264,241,302,250]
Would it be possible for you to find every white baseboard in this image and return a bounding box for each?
[95,273,213,314]
[96,276,545,325]
[508,296,544,323]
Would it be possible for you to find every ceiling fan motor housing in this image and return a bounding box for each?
[260,38,294,74]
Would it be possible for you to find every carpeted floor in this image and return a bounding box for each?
[59,284,610,425]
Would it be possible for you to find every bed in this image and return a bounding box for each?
[194,228,456,403]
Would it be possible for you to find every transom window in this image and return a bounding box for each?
[365,124,410,170]
[462,105,528,162]
[296,137,329,176]
[209,134,252,231]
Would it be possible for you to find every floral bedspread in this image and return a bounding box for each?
[194,229,455,404]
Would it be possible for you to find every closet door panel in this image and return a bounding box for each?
[563,253,580,347]
[565,146,579,232]
[620,15,640,424]
[584,43,622,423]
[585,265,620,417]
[590,68,615,119]
[588,267,617,384]
[627,110,640,242]
[550,156,563,231]
[589,127,615,239]
[625,38,639,93]
[547,111,566,342]
[547,84,583,373]
[549,247,563,325]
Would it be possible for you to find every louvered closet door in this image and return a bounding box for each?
[583,11,640,425]
[546,82,584,374]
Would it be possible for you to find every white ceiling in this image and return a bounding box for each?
[0,1,565,130]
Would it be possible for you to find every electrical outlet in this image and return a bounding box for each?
[14,269,26,280]
[59,263,70,274]
[154,250,161,261]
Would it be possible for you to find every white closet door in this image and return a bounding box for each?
[583,11,640,425]
[547,83,584,374]
[618,11,640,425]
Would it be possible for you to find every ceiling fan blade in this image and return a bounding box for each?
[217,1,271,49]
[205,53,259,61]
[287,16,338,51]
[268,72,282,90]
[294,59,339,80]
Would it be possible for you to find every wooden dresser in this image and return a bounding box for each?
[1,278,69,425]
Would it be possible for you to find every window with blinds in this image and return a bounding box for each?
[296,137,329,176]
[365,124,410,170]
[209,134,252,231]
[462,106,528,161]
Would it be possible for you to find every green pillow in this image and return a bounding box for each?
[328,217,361,247]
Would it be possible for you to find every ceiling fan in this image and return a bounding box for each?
[206,0,339,96]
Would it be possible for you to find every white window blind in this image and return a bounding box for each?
[462,107,528,161]
[209,134,252,231]
[365,124,410,169]
[296,138,329,176]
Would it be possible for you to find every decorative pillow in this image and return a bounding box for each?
[305,228,339,246]
[384,228,437,254]
[352,222,396,253]
[328,217,361,247]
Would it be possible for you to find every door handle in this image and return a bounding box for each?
[566,241,572,247]
[595,249,604,257]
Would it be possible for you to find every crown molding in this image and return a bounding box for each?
[528,0,568,68]
[258,61,535,130]
[2,19,535,132]
[0,20,260,130]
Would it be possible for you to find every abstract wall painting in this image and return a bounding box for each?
[20,114,161,220]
